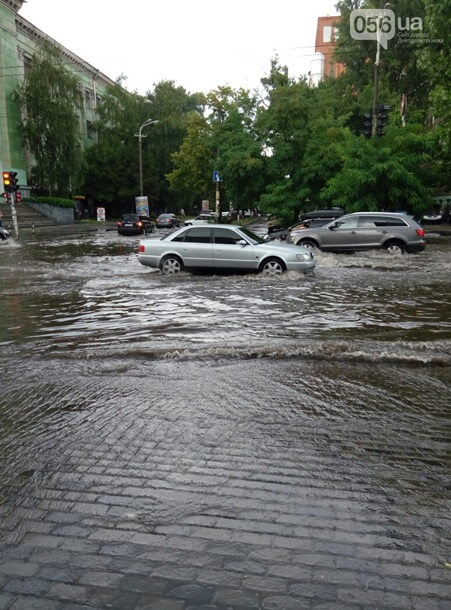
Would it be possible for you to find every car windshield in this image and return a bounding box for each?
[122,214,138,221]
[159,214,172,218]
[239,227,264,244]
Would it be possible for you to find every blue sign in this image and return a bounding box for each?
[212,171,222,182]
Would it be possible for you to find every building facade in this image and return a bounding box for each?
[0,0,115,189]
[311,16,345,86]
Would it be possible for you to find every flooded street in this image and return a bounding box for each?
[0,224,450,610]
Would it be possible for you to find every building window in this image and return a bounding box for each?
[86,120,95,139]
[323,26,332,43]
[85,89,94,109]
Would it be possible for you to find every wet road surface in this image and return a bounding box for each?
[0,223,450,610]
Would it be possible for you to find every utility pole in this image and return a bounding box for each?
[9,192,19,238]
[371,20,381,137]
[371,3,392,137]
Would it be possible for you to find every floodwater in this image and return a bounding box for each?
[0,224,450,607]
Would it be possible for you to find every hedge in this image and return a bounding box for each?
[24,196,75,208]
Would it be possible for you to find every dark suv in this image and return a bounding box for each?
[288,212,426,254]
[117,214,155,236]
[264,209,344,242]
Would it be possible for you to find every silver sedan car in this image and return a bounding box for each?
[138,224,315,275]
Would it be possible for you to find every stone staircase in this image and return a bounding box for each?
[0,200,57,230]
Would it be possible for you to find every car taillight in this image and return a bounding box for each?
[138,244,145,253]
[416,228,425,237]
[137,221,143,227]
[117,221,121,226]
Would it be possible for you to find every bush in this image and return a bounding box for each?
[24,196,75,208]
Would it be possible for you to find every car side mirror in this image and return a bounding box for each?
[329,223,337,230]
[237,239,247,246]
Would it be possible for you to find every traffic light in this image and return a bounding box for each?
[2,192,8,202]
[2,171,18,192]
[362,113,372,137]
[15,191,22,204]
[2,171,12,192]
[376,105,391,137]
[9,172,18,191]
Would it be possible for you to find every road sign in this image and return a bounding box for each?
[212,171,222,183]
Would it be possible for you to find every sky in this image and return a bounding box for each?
[19,0,339,95]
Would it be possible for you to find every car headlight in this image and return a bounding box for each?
[296,252,312,261]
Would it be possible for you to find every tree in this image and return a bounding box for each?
[418,0,451,190]
[321,123,434,215]
[83,80,202,214]
[16,40,83,196]
[144,81,203,211]
[82,80,148,210]
[256,60,317,222]
[166,112,215,210]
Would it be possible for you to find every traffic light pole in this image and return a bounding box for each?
[9,191,19,238]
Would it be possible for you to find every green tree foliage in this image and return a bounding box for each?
[144,81,203,212]
[167,86,266,212]
[166,112,215,209]
[418,0,451,188]
[83,80,201,213]
[322,124,434,213]
[16,41,82,196]
[257,60,315,222]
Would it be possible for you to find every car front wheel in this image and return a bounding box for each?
[384,241,405,255]
[259,258,285,275]
[297,239,318,250]
[160,255,183,274]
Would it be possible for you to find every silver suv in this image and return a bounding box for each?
[288,212,426,255]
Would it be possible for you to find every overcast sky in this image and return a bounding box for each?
[19,0,339,95]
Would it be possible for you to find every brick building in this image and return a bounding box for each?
[311,15,345,85]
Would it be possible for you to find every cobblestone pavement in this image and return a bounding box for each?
[0,356,450,610]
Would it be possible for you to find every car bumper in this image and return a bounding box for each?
[118,228,142,235]
[138,254,160,268]
[285,259,316,274]
[406,241,426,253]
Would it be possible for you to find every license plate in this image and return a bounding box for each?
[124,223,133,226]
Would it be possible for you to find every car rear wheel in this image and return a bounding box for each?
[297,239,318,250]
[160,255,183,274]
[259,257,285,275]
[384,241,405,255]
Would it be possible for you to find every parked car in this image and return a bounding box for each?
[138,224,315,275]
[184,213,217,226]
[288,212,426,254]
[265,209,344,240]
[156,213,180,229]
[117,214,155,236]
[0,226,10,241]
[422,211,443,224]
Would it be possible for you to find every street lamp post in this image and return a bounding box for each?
[136,119,159,196]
